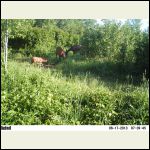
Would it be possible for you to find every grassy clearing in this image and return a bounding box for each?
[1,57,149,125]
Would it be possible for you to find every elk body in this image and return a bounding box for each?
[66,45,82,55]
[56,47,66,60]
[31,57,48,66]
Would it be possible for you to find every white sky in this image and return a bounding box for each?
[141,19,149,31]
[97,19,149,31]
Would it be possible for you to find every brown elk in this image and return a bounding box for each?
[31,57,48,65]
[56,47,66,60]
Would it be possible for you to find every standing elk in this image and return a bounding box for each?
[56,47,66,60]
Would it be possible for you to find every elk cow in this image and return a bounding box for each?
[31,57,48,65]
[66,45,82,55]
[56,47,66,60]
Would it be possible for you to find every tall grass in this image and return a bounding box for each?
[1,59,149,125]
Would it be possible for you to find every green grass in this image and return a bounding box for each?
[1,57,149,125]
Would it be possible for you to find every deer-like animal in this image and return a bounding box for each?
[66,45,82,55]
[56,47,66,60]
[31,57,48,65]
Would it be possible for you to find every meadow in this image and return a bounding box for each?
[1,54,149,125]
[1,19,149,125]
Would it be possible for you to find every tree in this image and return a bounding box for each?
[4,19,8,72]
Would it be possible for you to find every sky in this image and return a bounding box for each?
[140,19,149,31]
[97,19,149,31]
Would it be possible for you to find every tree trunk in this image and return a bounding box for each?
[4,19,8,72]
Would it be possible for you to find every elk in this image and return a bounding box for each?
[56,47,66,60]
[31,57,48,66]
[66,45,82,55]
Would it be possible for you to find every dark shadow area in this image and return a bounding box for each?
[56,59,147,86]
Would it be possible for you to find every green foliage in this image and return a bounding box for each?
[80,89,116,125]
[26,27,56,56]
[80,19,149,75]
[1,19,84,57]
[112,86,149,124]
[1,60,149,125]
[134,31,149,76]
[1,19,34,39]
[1,19,149,75]
[81,27,103,57]
[1,19,149,125]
